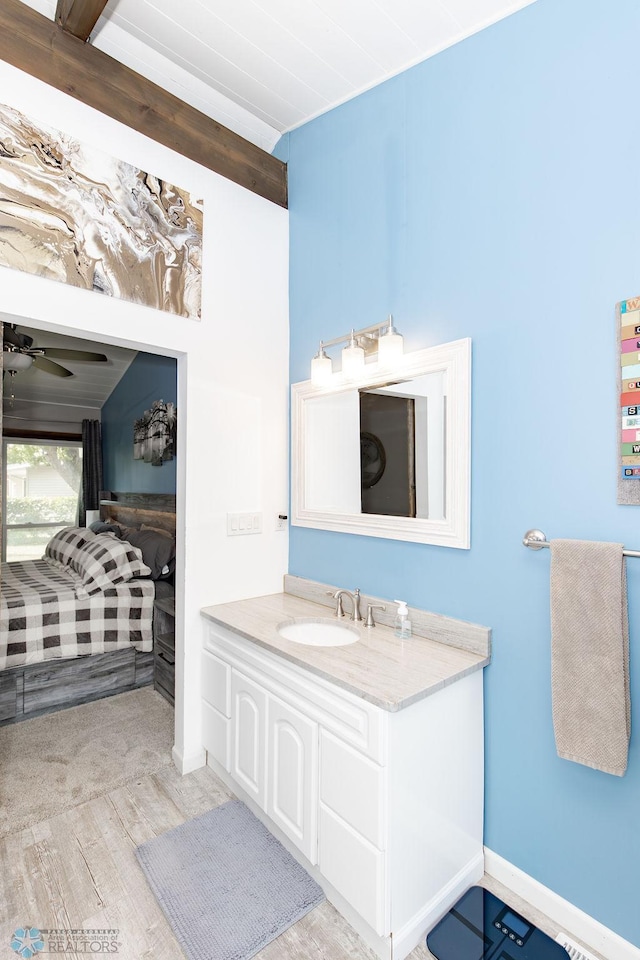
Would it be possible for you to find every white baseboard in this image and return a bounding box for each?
[392,850,484,960]
[484,848,640,960]
[172,743,206,775]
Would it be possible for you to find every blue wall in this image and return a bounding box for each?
[101,352,177,493]
[281,0,640,945]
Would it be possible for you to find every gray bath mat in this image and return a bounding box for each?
[136,799,325,960]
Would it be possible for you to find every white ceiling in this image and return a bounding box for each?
[2,316,137,424]
[4,0,536,419]
[18,0,537,151]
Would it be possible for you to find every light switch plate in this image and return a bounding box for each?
[227,512,262,535]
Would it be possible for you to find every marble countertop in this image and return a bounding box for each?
[201,592,490,711]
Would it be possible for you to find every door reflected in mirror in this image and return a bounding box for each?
[359,372,445,520]
[292,338,470,548]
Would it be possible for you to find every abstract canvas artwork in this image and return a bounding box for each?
[0,103,203,319]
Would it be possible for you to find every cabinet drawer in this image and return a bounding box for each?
[24,649,135,714]
[320,730,384,849]
[155,678,175,706]
[202,700,230,771]
[0,674,17,721]
[155,632,175,663]
[202,649,230,717]
[154,651,175,692]
[319,805,386,936]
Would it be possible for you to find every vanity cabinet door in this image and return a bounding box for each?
[231,669,267,810]
[267,694,318,864]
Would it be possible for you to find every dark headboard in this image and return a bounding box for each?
[99,491,176,536]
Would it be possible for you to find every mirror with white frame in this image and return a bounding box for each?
[291,338,471,548]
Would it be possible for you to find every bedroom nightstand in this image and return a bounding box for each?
[153,596,175,706]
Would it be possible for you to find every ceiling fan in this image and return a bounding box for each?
[2,324,108,379]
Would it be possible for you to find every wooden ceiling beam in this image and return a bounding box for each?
[0,0,287,207]
[55,0,109,43]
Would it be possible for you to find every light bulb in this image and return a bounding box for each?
[341,331,365,378]
[377,316,404,365]
[311,342,332,385]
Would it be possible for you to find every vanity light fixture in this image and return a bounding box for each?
[310,342,332,385]
[309,315,404,384]
[377,318,404,364]
[341,330,366,379]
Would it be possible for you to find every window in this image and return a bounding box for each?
[2,439,83,562]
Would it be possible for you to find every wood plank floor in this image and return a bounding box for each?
[0,754,607,960]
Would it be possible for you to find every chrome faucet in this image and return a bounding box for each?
[332,587,363,622]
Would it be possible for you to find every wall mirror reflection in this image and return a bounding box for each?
[291,338,471,548]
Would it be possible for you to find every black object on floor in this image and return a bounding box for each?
[426,886,569,960]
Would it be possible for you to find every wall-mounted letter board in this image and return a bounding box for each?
[618,295,640,503]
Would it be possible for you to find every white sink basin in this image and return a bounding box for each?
[277,618,359,647]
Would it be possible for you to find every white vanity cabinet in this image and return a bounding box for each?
[201,619,484,960]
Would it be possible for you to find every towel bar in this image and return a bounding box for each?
[523,529,640,558]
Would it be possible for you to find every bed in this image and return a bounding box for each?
[0,491,176,725]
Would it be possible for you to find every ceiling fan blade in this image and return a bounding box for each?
[32,355,74,377]
[33,348,108,362]
[3,324,30,349]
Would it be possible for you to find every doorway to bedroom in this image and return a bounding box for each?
[1,313,181,727]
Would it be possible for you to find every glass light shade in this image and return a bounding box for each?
[341,333,365,378]
[377,320,404,365]
[3,351,33,372]
[311,346,332,385]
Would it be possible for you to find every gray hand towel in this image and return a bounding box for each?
[550,539,630,776]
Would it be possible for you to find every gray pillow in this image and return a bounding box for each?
[121,528,176,580]
[89,520,124,536]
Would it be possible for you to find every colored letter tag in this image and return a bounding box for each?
[621,322,640,340]
[620,352,640,367]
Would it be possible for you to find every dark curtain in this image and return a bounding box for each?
[80,419,103,527]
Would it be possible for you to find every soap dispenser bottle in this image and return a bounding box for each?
[394,600,412,639]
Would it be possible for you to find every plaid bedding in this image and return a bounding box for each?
[0,559,154,670]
